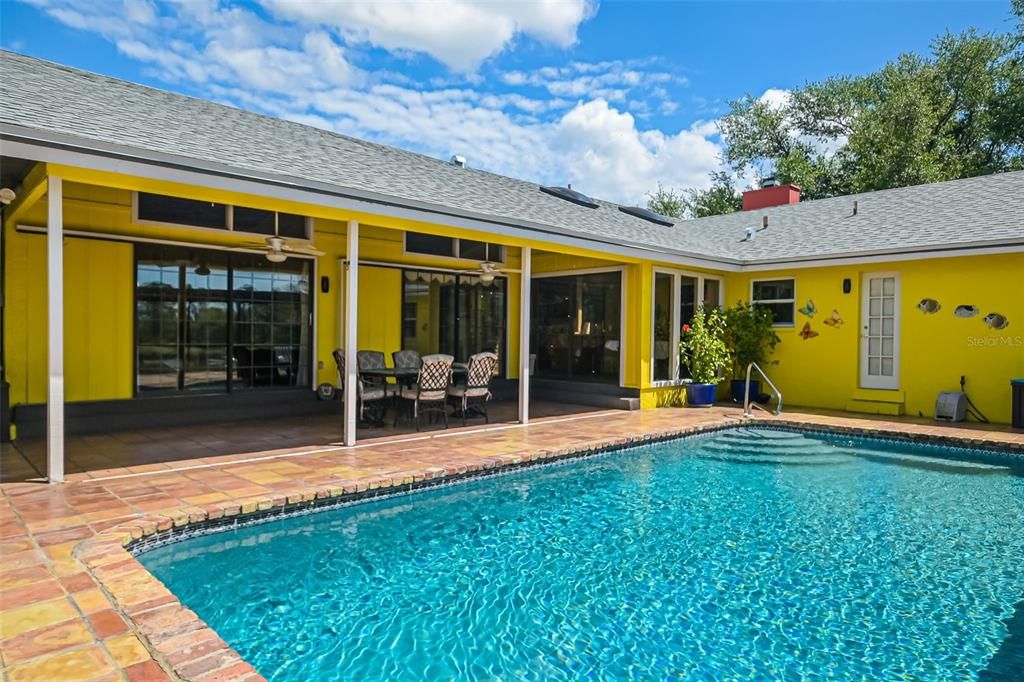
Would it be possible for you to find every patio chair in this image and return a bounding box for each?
[392,349,422,389]
[333,349,390,424]
[447,352,498,426]
[395,353,453,431]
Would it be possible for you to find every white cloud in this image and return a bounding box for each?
[553,99,720,203]
[261,0,594,71]
[14,0,719,205]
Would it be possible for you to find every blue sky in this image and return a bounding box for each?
[1,1,1013,203]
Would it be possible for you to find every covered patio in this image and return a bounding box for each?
[2,160,646,484]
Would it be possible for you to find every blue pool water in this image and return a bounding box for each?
[140,428,1024,680]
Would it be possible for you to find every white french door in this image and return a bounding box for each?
[859,272,901,390]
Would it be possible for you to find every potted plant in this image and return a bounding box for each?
[680,304,730,407]
[722,302,780,404]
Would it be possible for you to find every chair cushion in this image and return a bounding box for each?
[362,387,389,401]
[447,385,490,399]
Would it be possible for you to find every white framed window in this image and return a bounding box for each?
[751,278,796,327]
[404,231,505,262]
[133,192,312,240]
[651,269,724,384]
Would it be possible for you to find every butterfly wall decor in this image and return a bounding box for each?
[799,322,819,340]
[798,299,817,318]
[822,309,843,328]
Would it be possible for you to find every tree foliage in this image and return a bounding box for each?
[719,27,1023,197]
[646,172,741,220]
[645,183,687,218]
[652,7,1024,218]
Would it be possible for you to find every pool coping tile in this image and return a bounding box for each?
[2,408,1022,680]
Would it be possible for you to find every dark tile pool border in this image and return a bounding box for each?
[72,417,1023,682]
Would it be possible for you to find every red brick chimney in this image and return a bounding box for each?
[742,178,801,211]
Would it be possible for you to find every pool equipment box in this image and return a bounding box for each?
[934,392,967,422]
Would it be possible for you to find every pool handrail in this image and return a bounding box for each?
[743,362,783,418]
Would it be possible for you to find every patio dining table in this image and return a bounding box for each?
[360,362,469,382]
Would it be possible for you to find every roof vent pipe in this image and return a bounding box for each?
[449,154,466,168]
[761,215,769,230]
[853,200,858,215]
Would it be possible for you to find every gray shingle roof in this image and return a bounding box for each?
[2,50,1022,265]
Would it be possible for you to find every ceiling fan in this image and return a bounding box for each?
[235,236,325,263]
[472,260,519,283]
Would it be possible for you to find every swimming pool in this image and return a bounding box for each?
[140,428,1024,680]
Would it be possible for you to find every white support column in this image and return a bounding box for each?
[47,176,65,483]
[342,220,359,446]
[518,246,531,424]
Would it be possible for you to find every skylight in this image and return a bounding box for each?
[618,206,675,226]
[540,185,599,208]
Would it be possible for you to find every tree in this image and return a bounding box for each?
[646,183,687,218]
[716,24,1023,199]
[683,171,742,218]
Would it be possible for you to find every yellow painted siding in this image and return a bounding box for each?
[4,230,133,404]
[6,166,1020,425]
[726,253,1024,423]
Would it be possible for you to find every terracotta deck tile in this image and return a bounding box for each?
[1,406,1020,680]
[6,645,115,682]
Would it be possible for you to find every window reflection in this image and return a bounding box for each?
[531,271,621,383]
[135,245,311,394]
[401,270,506,371]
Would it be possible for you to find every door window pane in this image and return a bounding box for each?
[653,273,673,381]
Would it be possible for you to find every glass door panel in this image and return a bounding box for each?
[457,275,507,371]
[531,271,622,384]
[231,255,312,389]
[652,273,673,381]
[572,272,621,382]
[531,277,573,379]
[183,253,229,392]
[136,255,182,393]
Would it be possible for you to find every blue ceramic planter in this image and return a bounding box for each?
[686,383,717,407]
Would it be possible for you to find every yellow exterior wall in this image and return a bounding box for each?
[725,253,1024,423]
[4,230,133,404]
[6,164,1019,424]
[4,169,546,403]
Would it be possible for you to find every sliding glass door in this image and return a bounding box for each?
[135,244,312,394]
[651,270,723,383]
[401,270,507,371]
[531,271,622,384]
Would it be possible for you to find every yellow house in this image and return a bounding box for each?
[2,51,1022,482]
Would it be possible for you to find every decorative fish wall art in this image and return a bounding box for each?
[954,305,980,318]
[983,313,1010,330]
[823,309,844,327]
[799,322,819,340]
[798,299,817,318]
[917,298,941,314]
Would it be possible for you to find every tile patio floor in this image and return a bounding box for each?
[1,406,1021,681]
[1,400,603,484]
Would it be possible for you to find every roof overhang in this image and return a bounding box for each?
[0,125,741,272]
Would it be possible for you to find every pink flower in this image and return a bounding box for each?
[682,324,691,333]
